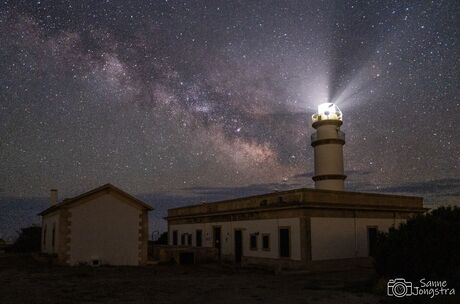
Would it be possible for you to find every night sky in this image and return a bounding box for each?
[1,0,459,231]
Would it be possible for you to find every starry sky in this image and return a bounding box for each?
[0,0,459,224]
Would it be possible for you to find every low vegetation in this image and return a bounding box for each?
[374,206,460,286]
[10,225,41,253]
[153,231,168,245]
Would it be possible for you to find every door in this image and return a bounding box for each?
[172,230,178,245]
[367,227,378,257]
[279,227,290,258]
[234,230,243,263]
[213,227,222,257]
[196,230,202,247]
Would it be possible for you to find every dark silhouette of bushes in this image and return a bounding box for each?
[374,206,460,286]
[154,232,168,245]
[11,226,42,253]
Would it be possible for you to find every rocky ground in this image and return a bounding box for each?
[0,254,393,304]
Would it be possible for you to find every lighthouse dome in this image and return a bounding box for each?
[312,103,343,122]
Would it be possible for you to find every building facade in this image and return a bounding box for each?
[167,188,424,270]
[40,184,153,266]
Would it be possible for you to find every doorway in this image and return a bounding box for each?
[367,227,378,257]
[279,227,290,258]
[196,230,202,247]
[213,226,222,257]
[234,230,243,263]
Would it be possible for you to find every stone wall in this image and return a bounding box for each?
[150,244,218,264]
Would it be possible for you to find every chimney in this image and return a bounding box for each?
[50,189,58,206]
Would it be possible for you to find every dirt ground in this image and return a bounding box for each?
[0,254,385,304]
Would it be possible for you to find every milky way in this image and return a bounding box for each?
[0,0,459,209]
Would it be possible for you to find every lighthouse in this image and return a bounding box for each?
[311,103,346,191]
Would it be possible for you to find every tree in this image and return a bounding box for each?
[11,225,42,253]
[374,206,460,286]
[154,232,168,245]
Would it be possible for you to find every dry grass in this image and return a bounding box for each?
[0,254,383,304]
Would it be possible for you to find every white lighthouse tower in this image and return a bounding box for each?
[311,103,346,191]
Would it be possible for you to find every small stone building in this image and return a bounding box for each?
[39,183,153,266]
[166,188,425,270]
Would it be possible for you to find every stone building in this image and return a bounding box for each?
[167,188,424,270]
[39,183,153,266]
[165,103,426,270]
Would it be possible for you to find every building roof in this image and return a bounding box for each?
[39,183,153,216]
[167,187,425,219]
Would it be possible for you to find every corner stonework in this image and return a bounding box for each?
[58,208,72,264]
[138,210,148,265]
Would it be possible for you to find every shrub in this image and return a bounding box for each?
[374,206,460,286]
[11,225,42,253]
[154,232,168,245]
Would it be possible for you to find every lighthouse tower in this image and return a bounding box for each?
[311,103,346,191]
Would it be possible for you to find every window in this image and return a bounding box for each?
[250,233,258,250]
[43,225,47,246]
[187,233,192,246]
[262,234,270,251]
[196,230,202,247]
[51,223,56,249]
[181,233,186,245]
[172,230,178,245]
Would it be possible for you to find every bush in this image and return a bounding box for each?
[374,206,460,286]
[154,232,168,245]
[11,225,42,253]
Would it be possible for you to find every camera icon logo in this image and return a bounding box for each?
[387,278,413,297]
